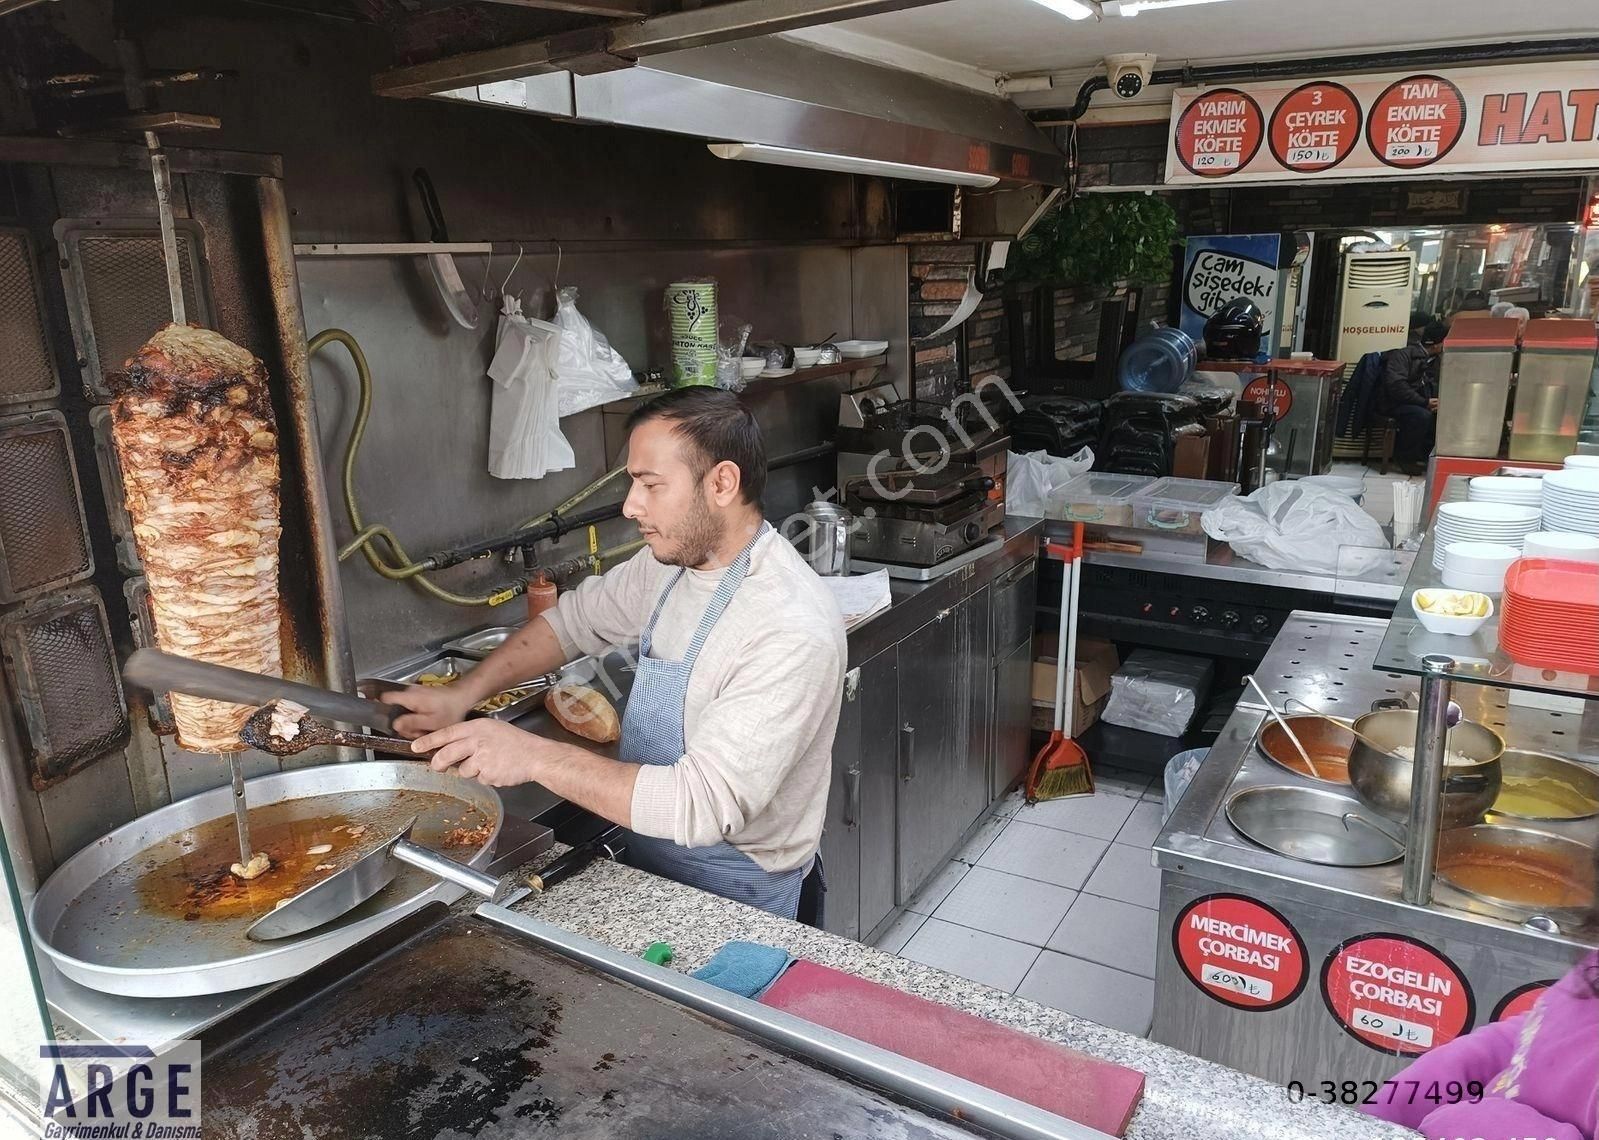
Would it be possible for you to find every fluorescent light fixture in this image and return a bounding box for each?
[708,143,1001,188]
[1024,0,1098,18]
[1109,0,1233,15]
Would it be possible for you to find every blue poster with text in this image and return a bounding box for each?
[1180,233,1281,360]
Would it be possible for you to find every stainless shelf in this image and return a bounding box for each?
[1373,476,1599,700]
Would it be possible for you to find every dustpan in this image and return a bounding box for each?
[1025,522,1094,801]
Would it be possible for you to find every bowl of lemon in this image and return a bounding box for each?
[1411,588,1493,636]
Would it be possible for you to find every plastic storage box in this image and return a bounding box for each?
[1129,477,1240,536]
[1045,473,1156,527]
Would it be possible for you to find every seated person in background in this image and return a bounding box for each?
[1363,844,1598,1140]
[1379,320,1447,473]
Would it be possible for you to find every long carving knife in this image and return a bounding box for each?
[124,648,399,735]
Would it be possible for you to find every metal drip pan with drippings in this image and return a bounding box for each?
[28,761,501,998]
[1225,784,1405,867]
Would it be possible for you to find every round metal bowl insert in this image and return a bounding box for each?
[1436,824,1596,923]
[1256,715,1353,784]
[1226,784,1405,867]
[1490,750,1599,821]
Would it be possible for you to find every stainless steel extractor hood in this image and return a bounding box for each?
[439,38,1066,188]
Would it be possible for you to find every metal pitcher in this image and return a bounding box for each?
[784,501,852,576]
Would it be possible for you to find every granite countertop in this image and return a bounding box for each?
[503,846,1413,1140]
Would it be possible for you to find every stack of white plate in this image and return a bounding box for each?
[1563,454,1599,470]
[1541,469,1599,536]
[1440,541,1519,593]
[1431,501,1542,569]
[1524,531,1599,563]
[1467,475,1544,507]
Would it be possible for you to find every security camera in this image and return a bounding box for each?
[1106,53,1157,99]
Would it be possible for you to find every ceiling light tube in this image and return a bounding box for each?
[707,143,1001,188]
[1110,0,1233,15]
[1025,0,1099,17]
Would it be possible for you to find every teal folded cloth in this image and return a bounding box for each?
[691,940,794,999]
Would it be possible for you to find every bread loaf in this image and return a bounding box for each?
[113,324,281,753]
[545,682,620,743]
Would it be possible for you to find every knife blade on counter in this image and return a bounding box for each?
[123,647,399,735]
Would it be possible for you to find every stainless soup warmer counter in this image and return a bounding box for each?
[1151,611,1595,1089]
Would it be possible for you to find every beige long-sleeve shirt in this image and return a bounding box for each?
[542,529,847,873]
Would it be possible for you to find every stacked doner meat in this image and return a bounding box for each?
[113,324,282,753]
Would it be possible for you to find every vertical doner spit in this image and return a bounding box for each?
[112,318,282,878]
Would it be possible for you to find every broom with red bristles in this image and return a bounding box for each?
[1025,523,1095,801]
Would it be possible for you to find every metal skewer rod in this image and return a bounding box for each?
[225,753,253,865]
[144,130,187,325]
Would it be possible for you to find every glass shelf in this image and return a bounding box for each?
[1373,476,1599,700]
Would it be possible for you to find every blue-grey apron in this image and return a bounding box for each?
[619,524,808,918]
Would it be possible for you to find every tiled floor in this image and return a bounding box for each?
[878,764,1167,1038]
[872,462,1426,1037]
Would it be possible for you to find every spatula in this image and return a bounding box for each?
[239,704,423,759]
[246,816,524,941]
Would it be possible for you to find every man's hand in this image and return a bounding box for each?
[413,719,545,787]
[1428,397,1440,412]
[380,684,475,740]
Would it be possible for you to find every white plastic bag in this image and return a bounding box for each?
[1201,482,1388,573]
[487,296,574,480]
[1006,447,1094,517]
[552,286,637,416]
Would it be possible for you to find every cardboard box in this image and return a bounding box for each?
[1031,636,1119,736]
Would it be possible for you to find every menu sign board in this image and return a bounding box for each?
[1321,934,1475,1056]
[1166,61,1599,184]
[1173,894,1308,1012]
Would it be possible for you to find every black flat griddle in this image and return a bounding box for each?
[201,915,994,1140]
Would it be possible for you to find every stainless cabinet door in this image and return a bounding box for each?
[819,665,863,939]
[991,639,1035,800]
[990,556,1038,657]
[856,647,899,938]
[894,608,963,903]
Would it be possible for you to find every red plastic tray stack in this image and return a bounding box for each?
[1498,558,1599,674]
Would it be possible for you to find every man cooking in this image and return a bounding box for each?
[381,388,847,919]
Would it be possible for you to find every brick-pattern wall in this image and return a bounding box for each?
[908,243,1013,402]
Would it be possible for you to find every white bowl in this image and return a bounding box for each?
[835,339,890,358]
[1411,590,1494,636]
[793,348,822,368]
[1441,540,1520,574]
[1563,454,1599,469]
[1441,565,1508,594]
[1523,531,1599,562]
[739,358,765,378]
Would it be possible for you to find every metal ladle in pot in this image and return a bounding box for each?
[1245,676,1327,780]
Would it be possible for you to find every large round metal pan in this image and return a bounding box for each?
[1226,784,1405,867]
[29,762,501,998]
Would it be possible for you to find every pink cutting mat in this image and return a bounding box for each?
[761,960,1145,1136]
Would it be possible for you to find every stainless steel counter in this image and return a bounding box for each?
[1079,541,1413,605]
[846,517,1043,664]
[1151,610,1595,1087]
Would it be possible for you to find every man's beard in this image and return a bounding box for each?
[658,488,725,569]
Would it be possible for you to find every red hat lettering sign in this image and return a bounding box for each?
[1167,61,1599,185]
[1320,934,1475,1056]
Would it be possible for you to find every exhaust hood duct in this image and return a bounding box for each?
[570,38,1066,187]
[708,143,1001,188]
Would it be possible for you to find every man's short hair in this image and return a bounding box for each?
[626,387,767,506]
